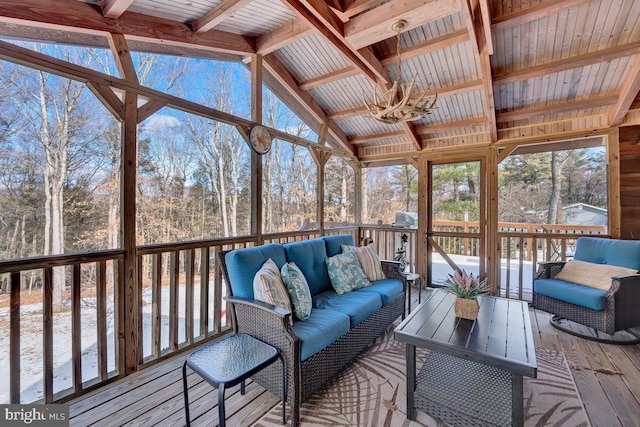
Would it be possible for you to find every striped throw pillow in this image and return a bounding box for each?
[341,244,385,281]
[253,258,292,312]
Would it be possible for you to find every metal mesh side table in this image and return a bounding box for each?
[182,333,285,427]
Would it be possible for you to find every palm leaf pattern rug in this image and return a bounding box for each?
[256,325,589,427]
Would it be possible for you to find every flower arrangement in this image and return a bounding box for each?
[446,269,490,300]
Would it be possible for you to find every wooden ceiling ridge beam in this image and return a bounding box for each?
[0,0,255,56]
[344,0,462,49]
[609,55,640,126]
[327,79,484,119]
[101,0,134,19]
[380,29,470,66]
[496,95,619,123]
[491,0,591,32]
[262,53,356,155]
[415,116,487,135]
[192,0,254,33]
[256,18,314,55]
[494,40,640,84]
[349,130,406,144]
[299,66,359,90]
[462,0,497,141]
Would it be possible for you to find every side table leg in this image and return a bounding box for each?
[406,344,416,420]
[218,383,227,427]
[512,373,524,427]
[407,281,412,315]
[182,361,191,427]
[241,380,245,395]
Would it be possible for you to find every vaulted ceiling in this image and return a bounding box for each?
[1,0,639,164]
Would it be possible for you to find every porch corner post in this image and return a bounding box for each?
[122,91,138,374]
[607,127,621,239]
[352,160,362,231]
[487,145,500,294]
[251,54,264,244]
[417,155,428,284]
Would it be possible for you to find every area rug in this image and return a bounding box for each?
[255,325,589,427]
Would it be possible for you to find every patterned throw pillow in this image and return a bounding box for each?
[281,262,312,321]
[253,258,292,312]
[325,251,371,295]
[341,244,385,281]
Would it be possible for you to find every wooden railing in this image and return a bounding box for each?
[0,222,608,404]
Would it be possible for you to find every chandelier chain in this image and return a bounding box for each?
[396,24,402,85]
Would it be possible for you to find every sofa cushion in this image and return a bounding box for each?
[357,278,403,306]
[283,239,331,296]
[281,262,312,321]
[326,251,371,294]
[225,244,286,299]
[574,237,640,270]
[555,259,637,290]
[313,289,382,327]
[253,259,292,311]
[341,244,385,281]
[292,309,350,361]
[322,234,356,257]
[534,278,608,311]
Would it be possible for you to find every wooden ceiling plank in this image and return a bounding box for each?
[462,0,497,141]
[262,53,356,155]
[107,33,138,83]
[609,55,640,126]
[344,0,462,49]
[494,41,640,84]
[256,18,314,55]
[416,116,487,134]
[497,95,619,123]
[328,79,484,119]
[0,0,255,56]
[102,0,134,19]
[349,130,406,144]
[380,29,470,66]
[299,66,359,90]
[192,0,254,33]
[492,0,591,32]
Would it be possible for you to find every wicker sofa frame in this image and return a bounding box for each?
[532,260,640,336]
[219,250,406,427]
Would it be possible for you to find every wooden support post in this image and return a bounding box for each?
[251,54,264,244]
[417,156,428,284]
[352,161,362,228]
[607,127,621,239]
[122,91,138,374]
[310,148,330,235]
[487,145,500,294]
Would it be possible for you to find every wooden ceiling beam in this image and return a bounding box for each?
[299,66,359,90]
[492,0,591,32]
[344,0,462,49]
[0,0,255,56]
[262,53,355,155]
[107,33,138,83]
[494,40,640,84]
[609,55,640,127]
[101,0,134,19]
[256,18,314,55]
[380,29,470,66]
[462,0,497,141]
[478,0,493,55]
[339,0,388,21]
[191,0,254,33]
[327,79,484,119]
[497,95,619,123]
[415,116,487,135]
[349,130,406,144]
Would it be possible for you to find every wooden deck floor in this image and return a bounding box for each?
[68,290,640,426]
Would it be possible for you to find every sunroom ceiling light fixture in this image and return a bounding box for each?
[362,19,437,124]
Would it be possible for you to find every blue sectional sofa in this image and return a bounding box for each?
[533,237,640,336]
[219,234,405,426]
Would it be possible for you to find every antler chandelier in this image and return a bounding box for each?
[362,20,437,124]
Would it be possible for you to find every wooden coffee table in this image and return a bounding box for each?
[394,289,537,427]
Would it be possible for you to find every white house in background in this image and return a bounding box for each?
[562,203,608,226]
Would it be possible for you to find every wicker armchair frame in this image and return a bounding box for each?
[532,261,640,338]
[219,250,406,427]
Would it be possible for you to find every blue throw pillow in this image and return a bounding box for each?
[325,251,371,295]
[281,262,312,321]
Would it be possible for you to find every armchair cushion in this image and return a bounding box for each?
[358,278,404,306]
[292,308,350,361]
[534,278,607,311]
[574,237,640,270]
[253,258,292,312]
[341,244,385,281]
[322,234,355,257]
[554,259,637,290]
[325,251,371,294]
[313,289,382,327]
[283,239,331,296]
